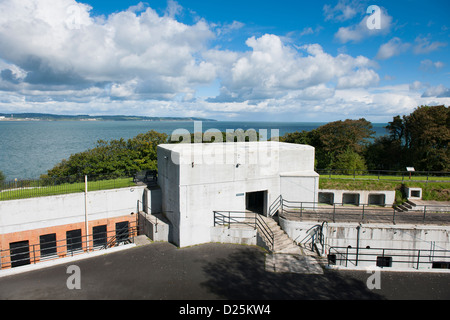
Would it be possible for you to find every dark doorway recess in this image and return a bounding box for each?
[246,191,266,214]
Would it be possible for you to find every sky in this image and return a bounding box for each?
[0,0,448,122]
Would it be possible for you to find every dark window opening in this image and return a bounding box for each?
[343,193,360,206]
[10,240,30,268]
[319,192,334,205]
[368,194,386,206]
[411,190,421,198]
[432,261,450,269]
[116,221,129,244]
[93,225,107,248]
[40,233,57,258]
[376,256,392,267]
[66,229,82,253]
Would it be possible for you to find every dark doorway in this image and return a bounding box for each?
[9,240,30,268]
[246,191,266,214]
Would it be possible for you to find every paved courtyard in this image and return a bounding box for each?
[0,241,449,302]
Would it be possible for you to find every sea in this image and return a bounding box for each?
[0,120,389,180]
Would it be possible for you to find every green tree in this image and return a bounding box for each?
[309,119,375,169]
[42,130,168,181]
[334,148,368,174]
[0,170,5,184]
[281,119,375,170]
[385,105,449,171]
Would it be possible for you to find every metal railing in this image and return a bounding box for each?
[279,199,450,224]
[0,222,141,270]
[0,173,137,201]
[213,211,274,251]
[299,222,327,255]
[327,246,450,270]
[316,168,450,183]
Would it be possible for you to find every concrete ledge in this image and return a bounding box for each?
[139,212,170,242]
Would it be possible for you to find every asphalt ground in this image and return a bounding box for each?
[0,241,449,305]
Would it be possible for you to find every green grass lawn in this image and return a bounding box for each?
[0,177,136,201]
[319,177,450,203]
[320,173,450,182]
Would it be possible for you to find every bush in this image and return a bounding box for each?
[333,148,368,174]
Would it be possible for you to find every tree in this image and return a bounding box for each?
[308,119,375,169]
[0,170,5,184]
[334,148,368,174]
[384,105,449,171]
[42,130,168,181]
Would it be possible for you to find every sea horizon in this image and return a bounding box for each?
[0,120,389,180]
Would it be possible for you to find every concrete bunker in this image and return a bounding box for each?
[157,141,319,247]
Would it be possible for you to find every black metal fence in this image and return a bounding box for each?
[279,199,450,225]
[327,246,450,270]
[0,170,157,201]
[316,168,450,182]
[0,222,141,270]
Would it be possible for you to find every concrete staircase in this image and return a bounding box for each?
[394,200,415,212]
[257,214,324,274]
[257,214,302,254]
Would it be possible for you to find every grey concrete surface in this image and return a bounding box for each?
[0,241,449,300]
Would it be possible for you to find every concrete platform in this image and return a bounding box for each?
[265,253,324,274]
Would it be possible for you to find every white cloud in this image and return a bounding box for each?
[421,85,450,98]
[0,0,447,122]
[413,35,447,54]
[420,59,445,73]
[323,0,364,22]
[376,37,410,60]
[334,7,393,43]
[209,34,380,103]
[0,0,215,100]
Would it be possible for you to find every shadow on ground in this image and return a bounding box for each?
[200,248,384,300]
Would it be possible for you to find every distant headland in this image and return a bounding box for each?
[0,113,216,122]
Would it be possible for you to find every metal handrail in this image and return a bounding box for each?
[213,211,274,251]
[280,199,450,224]
[316,168,450,182]
[255,214,275,251]
[268,195,283,217]
[328,246,450,269]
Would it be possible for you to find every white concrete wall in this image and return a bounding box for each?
[279,217,450,270]
[157,142,318,248]
[0,186,146,234]
[280,173,319,207]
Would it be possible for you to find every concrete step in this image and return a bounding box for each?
[265,253,323,274]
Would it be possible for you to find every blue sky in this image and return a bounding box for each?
[0,0,448,122]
